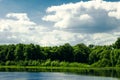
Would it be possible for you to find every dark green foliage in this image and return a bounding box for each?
[57,43,74,62]
[6,44,15,61]
[91,58,111,67]
[114,37,120,49]
[14,44,25,60]
[73,43,90,63]
[24,44,36,60]
[0,38,120,67]
[0,45,8,61]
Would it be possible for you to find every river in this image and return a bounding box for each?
[0,68,120,80]
[0,72,119,80]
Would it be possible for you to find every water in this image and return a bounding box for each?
[0,68,120,80]
[0,72,119,80]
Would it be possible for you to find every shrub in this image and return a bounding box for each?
[51,61,59,67]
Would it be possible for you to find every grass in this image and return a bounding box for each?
[0,65,89,69]
[0,65,92,72]
[0,65,120,70]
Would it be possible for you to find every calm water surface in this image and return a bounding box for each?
[0,72,119,80]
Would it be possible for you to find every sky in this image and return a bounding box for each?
[0,0,120,46]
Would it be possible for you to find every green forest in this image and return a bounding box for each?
[0,38,120,67]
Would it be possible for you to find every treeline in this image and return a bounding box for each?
[0,38,120,67]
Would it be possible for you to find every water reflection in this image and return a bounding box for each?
[0,72,119,80]
[0,68,120,79]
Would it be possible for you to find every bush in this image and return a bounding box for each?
[51,61,59,67]
[92,59,111,67]
[0,61,5,65]
[60,61,69,67]
[5,61,11,66]
[42,59,51,66]
[31,60,40,66]
[5,61,16,66]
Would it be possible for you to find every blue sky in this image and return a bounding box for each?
[0,0,120,46]
[0,0,119,22]
[0,0,81,22]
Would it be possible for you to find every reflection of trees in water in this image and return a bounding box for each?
[79,69,120,78]
[0,68,120,78]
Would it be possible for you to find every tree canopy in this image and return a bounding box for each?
[0,37,120,67]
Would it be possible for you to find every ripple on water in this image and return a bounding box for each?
[0,72,119,80]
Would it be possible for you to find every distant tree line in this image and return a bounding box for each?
[0,38,120,67]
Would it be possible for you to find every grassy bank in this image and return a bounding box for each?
[0,65,120,78]
[0,60,120,70]
[0,65,120,70]
[0,60,90,68]
[2,61,119,69]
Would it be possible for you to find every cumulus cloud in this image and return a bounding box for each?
[6,13,30,21]
[0,13,36,33]
[0,13,42,44]
[108,3,120,19]
[0,13,77,46]
[43,0,120,33]
[1,0,120,46]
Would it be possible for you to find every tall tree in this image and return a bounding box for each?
[6,44,15,61]
[34,45,45,60]
[14,44,25,60]
[73,43,90,63]
[0,45,8,61]
[114,37,120,49]
[57,43,74,62]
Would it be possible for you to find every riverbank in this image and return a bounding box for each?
[0,65,120,70]
[0,65,120,78]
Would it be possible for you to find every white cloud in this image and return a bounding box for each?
[0,13,43,44]
[39,30,76,46]
[108,3,120,19]
[0,0,120,46]
[0,13,36,33]
[0,13,77,46]
[43,0,120,33]
[6,13,30,21]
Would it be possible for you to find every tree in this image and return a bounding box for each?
[114,37,120,49]
[14,44,25,60]
[46,46,59,60]
[43,47,52,60]
[6,44,15,61]
[89,46,103,64]
[73,43,90,63]
[57,43,74,62]
[24,44,36,60]
[34,45,45,60]
[0,45,8,61]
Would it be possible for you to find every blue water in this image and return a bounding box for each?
[0,72,118,80]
